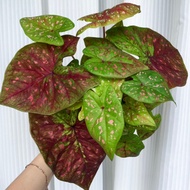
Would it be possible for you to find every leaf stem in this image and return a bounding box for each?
[103,27,106,38]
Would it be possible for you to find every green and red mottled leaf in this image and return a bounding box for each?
[0,35,99,115]
[29,111,106,190]
[77,3,140,35]
[106,26,188,88]
[121,70,174,104]
[123,96,156,127]
[83,86,124,160]
[20,15,74,46]
[83,38,148,78]
[116,134,144,157]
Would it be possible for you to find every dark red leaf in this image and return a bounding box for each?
[29,112,106,190]
[106,26,188,88]
[0,35,99,115]
[149,36,187,88]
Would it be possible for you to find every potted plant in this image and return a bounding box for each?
[0,2,188,190]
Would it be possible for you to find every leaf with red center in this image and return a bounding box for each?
[106,26,188,88]
[29,110,106,190]
[77,3,140,35]
[83,38,148,79]
[20,15,74,46]
[83,85,124,160]
[0,35,99,115]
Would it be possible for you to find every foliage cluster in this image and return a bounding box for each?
[0,3,188,190]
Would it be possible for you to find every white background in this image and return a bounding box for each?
[0,0,189,190]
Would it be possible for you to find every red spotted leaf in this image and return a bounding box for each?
[83,38,148,79]
[0,35,99,115]
[77,3,140,35]
[122,96,156,127]
[106,26,188,88]
[83,86,124,160]
[29,111,106,190]
[121,70,174,104]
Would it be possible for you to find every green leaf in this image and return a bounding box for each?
[123,96,156,127]
[77,3,140,35]
[78,105,85,121]
[20,15,74,46]
[52,109,78,127]
[123,124,136,136]
[107,26,154,62]
[92,78,124,101]
[112,21,124,28]
[67,59,80,67]
[106,26,188,88]
[116,134,145,157]
[83,38,148,79]
[67,99,83,111]
[121,70,174,104]
[83,86,124,160]
[137,114,161,140]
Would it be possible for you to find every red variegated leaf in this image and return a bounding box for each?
[106,26,188,88]
[77,3,140,35]
[29,111,106,190]
[0,35,99,115]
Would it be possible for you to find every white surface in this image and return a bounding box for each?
[0,0,190,190]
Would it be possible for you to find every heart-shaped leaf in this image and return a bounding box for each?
[83,38,148,78]
[0,35,99,115]
[123,96,156,127]
[116,134,145,157]
[121,70,174,104]
[83,86,124,160]
[106,26,188,88]
[20,15,74,46]
[29,111,106,190]
[77,3,140,35]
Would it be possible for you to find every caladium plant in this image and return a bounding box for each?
[0,2,188,190]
